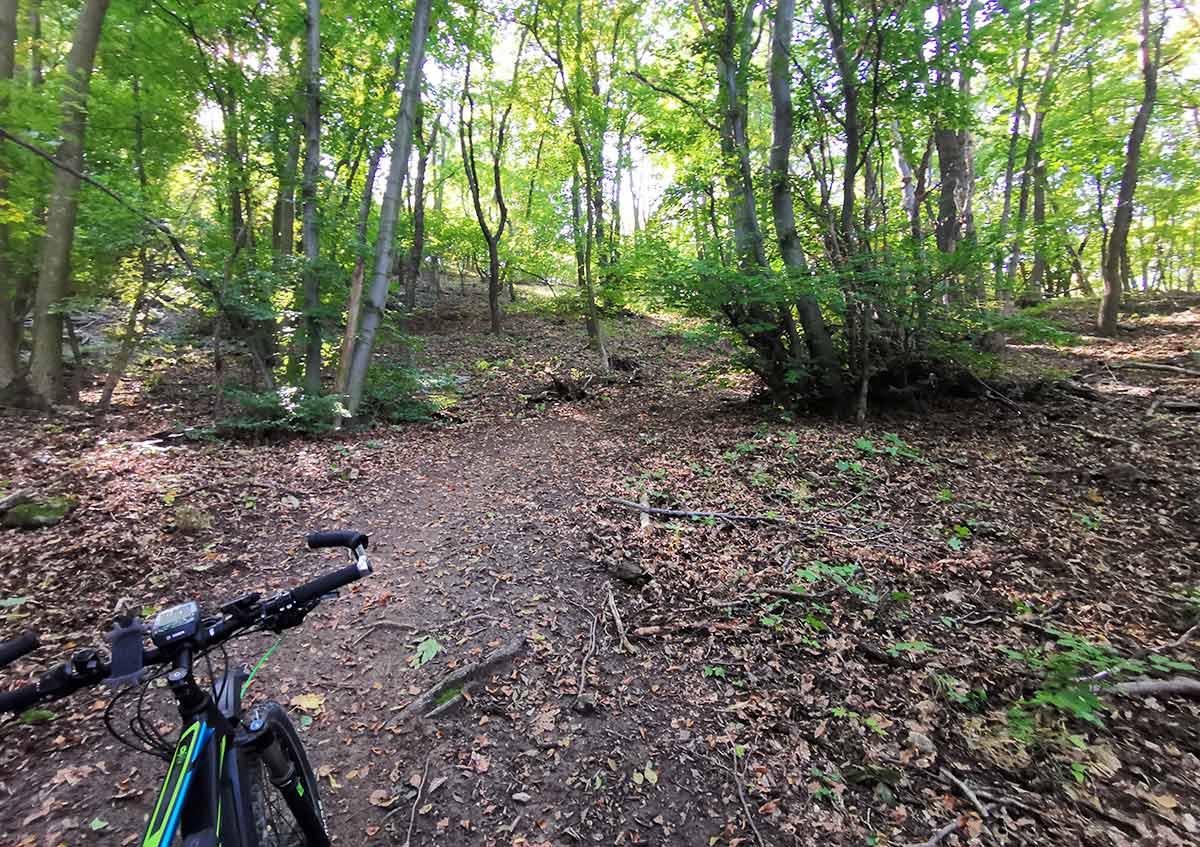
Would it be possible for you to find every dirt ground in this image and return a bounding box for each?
[1,288,1199,846]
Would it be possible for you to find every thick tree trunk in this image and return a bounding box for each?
[1098,0,1161,334]
[300,0,322,395]
[344,0,432,414]
[27,0,111,405]
[0,0,18,390]
[768,0,840,393]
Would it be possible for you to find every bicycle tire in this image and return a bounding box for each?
[243,701,328,847]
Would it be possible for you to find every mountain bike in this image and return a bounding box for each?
[0,529,372,847]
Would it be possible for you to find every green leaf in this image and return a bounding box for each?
[18,708,57,724]
[409,637,442,669]
[0,596,30,608]
[90,818,110,831]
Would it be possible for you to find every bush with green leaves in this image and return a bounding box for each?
[217,387,347,438]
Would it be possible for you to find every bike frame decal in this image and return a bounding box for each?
[214,735,227,840]
[141,720,214,847]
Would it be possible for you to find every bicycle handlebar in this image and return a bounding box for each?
[0,531,371,715]
[0,631,39,670]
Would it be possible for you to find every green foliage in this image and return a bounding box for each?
[217,388,347,438]
[791,560,878,603]
[360,365,440,424]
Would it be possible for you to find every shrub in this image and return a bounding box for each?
[217,387,347,438]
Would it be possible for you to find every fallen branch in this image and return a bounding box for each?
[1089,618,1199,683]
[388,635,526,724]
[401,753,432,846]
[1162,400,1200,413]
[606,587,637,654]
[572,614,598,714]
[607,497,787,524]
[0,489,32,515]
[730,748,767,847]
[1105,360,1200,378]
[937,768,990,820]
[1060,423,1140,449]
[1111,676,1200,699]
[352,619,417,646]
[632,621,749,638]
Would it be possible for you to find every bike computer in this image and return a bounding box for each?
[151,601,201,647]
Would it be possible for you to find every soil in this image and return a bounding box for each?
[1,286,1199,847]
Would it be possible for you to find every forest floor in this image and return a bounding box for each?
[1,286,1199,847]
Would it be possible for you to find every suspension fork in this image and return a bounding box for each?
[240,714,329,845]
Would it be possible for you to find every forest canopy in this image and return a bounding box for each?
[0,0,1196,419]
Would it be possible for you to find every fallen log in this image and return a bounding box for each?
[388,634,526,724]
[0,489,32,515]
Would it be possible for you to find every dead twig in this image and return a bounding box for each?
[1089,618,1199,683]
[937,768,990,821]
[402,753,432,846]
[572,613,598,713]
[731,748,767,847]
[910,816,967,847]
[632,621,750,638]
[606,587,637,654]
[387,635,526,725]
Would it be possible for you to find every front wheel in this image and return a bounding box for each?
[243,701,329,847]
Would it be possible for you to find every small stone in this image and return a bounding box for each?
[941,589,965,604]
[511,792,532,804]
[907,731,936,755]
[572,694,597,715]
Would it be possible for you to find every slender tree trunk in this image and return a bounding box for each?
[1006,0,1073,302]
[344,0,432,414]
[405,117,437,311]
[996,10,1033,305]
[300,0,322,395]
[1098,0,1161,334]
[27,0,111,405]
[1029,158,1047,300]
[571,166,595,338]
[272,125,300,259]
[768,0,840,393]
[334,145,381,395]
[0,0,18,390]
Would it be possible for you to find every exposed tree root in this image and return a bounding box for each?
[388,634,526,724]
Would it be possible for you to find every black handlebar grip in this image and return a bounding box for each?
[0,681,43,714]
[306,530,368,551]
[0,631,39,669]
[290,562,370,607]
[0,663,71,714]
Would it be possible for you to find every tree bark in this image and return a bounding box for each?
[405,116,438,311]
[344,0,432,415]
[300,0,322,395]
[768,0,840,393]
[335,144,382,395]
[0,0,18,390]
[1029,158,1047,300]
[27,0,111,405]
[1098,0,1162,335]
[996,10,1033,306]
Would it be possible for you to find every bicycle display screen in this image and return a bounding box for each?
[151,601,201,647]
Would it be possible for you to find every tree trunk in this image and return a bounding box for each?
[1029,158,1047,300]
[405,116,438,311]
[344,0,432,415]
[300,0,322,395]
[1098,0,1161,334]
[27,0,111,405]
[0,0,18,390]
[1006,0,1073,302]
[334,145,382,395]
[996,10,1033,306]
[272,124,300,259]
[768,0,840,393]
